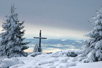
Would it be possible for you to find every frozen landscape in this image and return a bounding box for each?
[0,50,102,68]
[24,39,83,52]
[0,0,102,68]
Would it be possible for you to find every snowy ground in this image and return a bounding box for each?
[0,50,102,68]
[69,61,102,68]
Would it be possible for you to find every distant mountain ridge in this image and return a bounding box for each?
[25,39,84,50]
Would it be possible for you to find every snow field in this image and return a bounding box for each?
[10,50,78,68]
[0,50,102,68]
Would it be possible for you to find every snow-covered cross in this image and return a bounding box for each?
[34,30,47,52]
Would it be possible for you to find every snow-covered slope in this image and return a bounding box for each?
[10,50,78,68]
[0,50,102,68]
[69,61,102,68]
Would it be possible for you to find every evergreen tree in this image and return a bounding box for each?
[33,44,39,52]
[0,5,29,58]
[81,7,102,62]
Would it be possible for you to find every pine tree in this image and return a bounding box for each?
[81,7,102,62]
[33,44,39,52]
[0,5,29,58]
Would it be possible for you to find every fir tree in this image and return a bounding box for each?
[33,44,39,52]
[0,5,29,58]
[81,7,102,62]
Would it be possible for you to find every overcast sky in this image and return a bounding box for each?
[0,0,102,39]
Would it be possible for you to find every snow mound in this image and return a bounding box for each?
[10,50,79,68]
[0,57,23,68]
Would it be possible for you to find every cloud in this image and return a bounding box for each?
[43,48,61,53]
[24,43,77,53]
[24,23,87,39]
[0,0,101,40]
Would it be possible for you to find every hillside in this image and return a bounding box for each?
[0,50,101,68]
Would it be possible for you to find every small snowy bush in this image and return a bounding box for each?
[67,52,77,57]
[52,50,81,57]
[33,44,39,52]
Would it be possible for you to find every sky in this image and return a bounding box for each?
[0,0,102,40]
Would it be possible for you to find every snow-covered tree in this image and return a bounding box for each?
[81,7,102,62]
[33,44,39,52]
[0,5,29,58]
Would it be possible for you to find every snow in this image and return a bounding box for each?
[0,5,29,58]
[81,7,102,62]
[69,61,102,68]
[11,51,78,68]
[0,3,102,68]
[0,50,101,68]
[0,57,23,68]
[95,40,102,49]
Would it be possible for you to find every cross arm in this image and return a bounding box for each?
[34,37,47,39]
[41,37,47,39]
